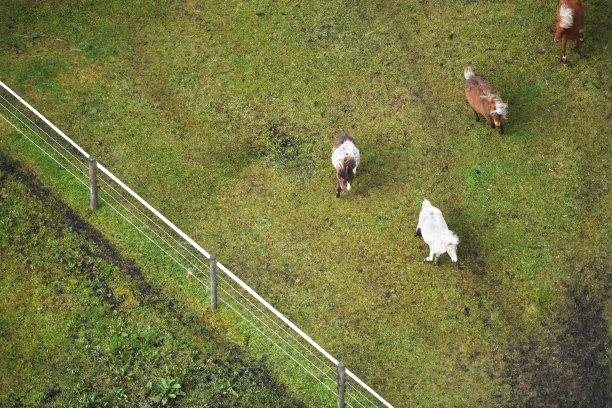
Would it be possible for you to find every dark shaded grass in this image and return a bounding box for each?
[0,150,306,407]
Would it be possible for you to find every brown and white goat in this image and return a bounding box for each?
[555,0,584,66]
[332,132,359,198]
[464,66,507,134]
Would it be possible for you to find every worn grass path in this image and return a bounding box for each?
[1,0,610,406]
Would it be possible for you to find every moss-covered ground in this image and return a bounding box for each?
[1,0,610,406]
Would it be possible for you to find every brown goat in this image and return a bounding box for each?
[555,0,584,65]
[464,66,507,134]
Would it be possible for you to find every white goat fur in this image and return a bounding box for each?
[331,141,360,169]
[493,100,508,118]
[417,199,459,263]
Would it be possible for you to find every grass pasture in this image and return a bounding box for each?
[1,0,611,406]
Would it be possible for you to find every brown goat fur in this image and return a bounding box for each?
[333,132,355,151]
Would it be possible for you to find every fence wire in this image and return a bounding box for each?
[0,84,391,408]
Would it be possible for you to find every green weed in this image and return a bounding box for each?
[147,367,186,406]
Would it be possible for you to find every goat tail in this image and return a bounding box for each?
[449,230,459,245]
[464,66,474,80]
[559,4,574,29]
[442,229,460,245]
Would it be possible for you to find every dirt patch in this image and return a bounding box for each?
[43,388,61,403]
[501,264,610,407]
[250,121,307,161]
[248,120,318,182]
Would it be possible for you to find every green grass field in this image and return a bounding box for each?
[1,0,610,406]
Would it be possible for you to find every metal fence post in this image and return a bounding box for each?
[338,362,346,408]
[88,156,98,210]
[210,255,217,311]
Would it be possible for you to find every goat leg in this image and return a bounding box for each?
[574,39,586,58]
[472,109,480,121]
[425,248,434,262]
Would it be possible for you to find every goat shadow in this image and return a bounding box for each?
[350,141,416,198]
[353,156,389,197]
[445,205,489,277]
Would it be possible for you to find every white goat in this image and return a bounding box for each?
[414,199,459,266]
